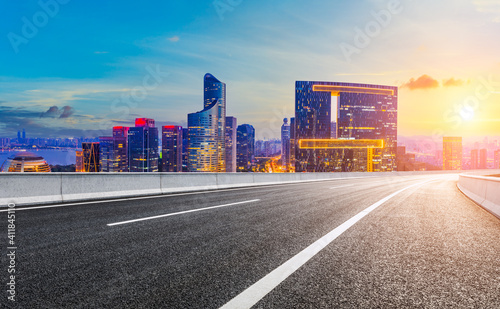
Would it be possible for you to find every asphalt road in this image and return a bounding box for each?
[1,174,500,308]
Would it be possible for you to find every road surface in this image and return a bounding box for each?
[1,174,499,308]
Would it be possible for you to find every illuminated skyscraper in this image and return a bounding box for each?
[295,81,397,172]
[225,116,237,172]
[494,150,500,169]
[443,137,462,170]
[128,118,159,172]
[99,137,114,172]
[188,73,227,172]
[182,128,189,172]
[161,126,183,172]
[76,150,83,172]
[113,126,129,172]
[237,124,255,172]
[281,118,291,171]
[82,142,100,172]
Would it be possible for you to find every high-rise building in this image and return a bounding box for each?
[471,149,479,169]
[99,136,114,172]
[225,116,237,172]
[76,150,83,172]
[128,118,159,172]
[182,128,189,172]
[281,118,291,171]
[161,126,183,172]
[82,142,100,172]
[295,81,397,172]
[479,149,487,169]
[236,124,255,172]
[17,131,21,143]
[289,117,296,172]
[113,126,130,172]
[188,73,227,172]
[204,73,226,172]
[331,122,337,139]
[494,150,500,169]
[443,137,462,170]
[22,129,26,141]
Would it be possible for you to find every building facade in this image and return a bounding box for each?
[494,150,500,169]
[128,118,159,172]
[99,136,114,172]
[443,137,462,170]
[281,118,291,171]
[236,124,255,172]
[82,142,100,172]
[161,126,183,172]
[294,81,398,172]
[188,73,227,172]
[225,116,237,172]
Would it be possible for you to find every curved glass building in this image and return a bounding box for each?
[188,73,227,172]
[0,152,51,172]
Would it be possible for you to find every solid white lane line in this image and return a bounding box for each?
[219,179,440,309]
[107,199,260,227]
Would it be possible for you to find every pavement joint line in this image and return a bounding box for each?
[219,178,442,309]
[0,176,392,212]
[106,199,261,226]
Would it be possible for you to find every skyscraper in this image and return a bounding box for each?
[295,81,397,172]
[471,149,479,169]
[225,116,237,173]
[281,118,291,171]
[182,128,189,172]
[237,124,255,172]
[76,150,83,172]
[161,126,183,172]
[289,117,296,172]
[113,126,129,172]
[188,73,227,172]
[128,118,159,172]
[443,137,462,170]
[494,150,500,169]
[82,142,100,172]
[204,73,226,172]
[479,149,487,169]
[99,136,114,172]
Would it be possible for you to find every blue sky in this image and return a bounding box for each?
[1,0,500,140]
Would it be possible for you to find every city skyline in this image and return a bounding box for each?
[1,0,499,141]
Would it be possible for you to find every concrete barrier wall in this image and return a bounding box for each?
[1,170,497,207]
[458,174,500,219]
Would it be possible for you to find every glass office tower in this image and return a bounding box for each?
[161,126,183,172]
[188,73,227,172]
[236,124,255,172]
[128,118,159,172]
[281,118,291,172]
[113,126,129,172]
[225,116,237,173]
[99,136,114,172]
[295,81,398,172]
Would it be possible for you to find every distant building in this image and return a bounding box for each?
[289,117,296,172]
[76,150,83,172]
[479,149,487,169]
[182,128,189,172]
[295,81,397,172]
[128,118,159,172]
[225,116,237,172]
[113,126,130,172]
[330,122,337,139]
[82,142,100,172]
[0,152,51,172]
[236,124,255,172]
[281,118,291,171]
[161,126,183,172]
[494,150,500,169]
[99,137,114,172]
[443,137,462,170]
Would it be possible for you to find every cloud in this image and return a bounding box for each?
[168,36,180,42]
[443,78,465,87]
[402,75,439,90]
[39,106,75,118]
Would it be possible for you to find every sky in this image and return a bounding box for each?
[1,0,500,141]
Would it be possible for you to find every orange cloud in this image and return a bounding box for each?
[443,78,465,87]
[402,75,439,90]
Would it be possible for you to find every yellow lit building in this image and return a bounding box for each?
[443,137,462,170]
